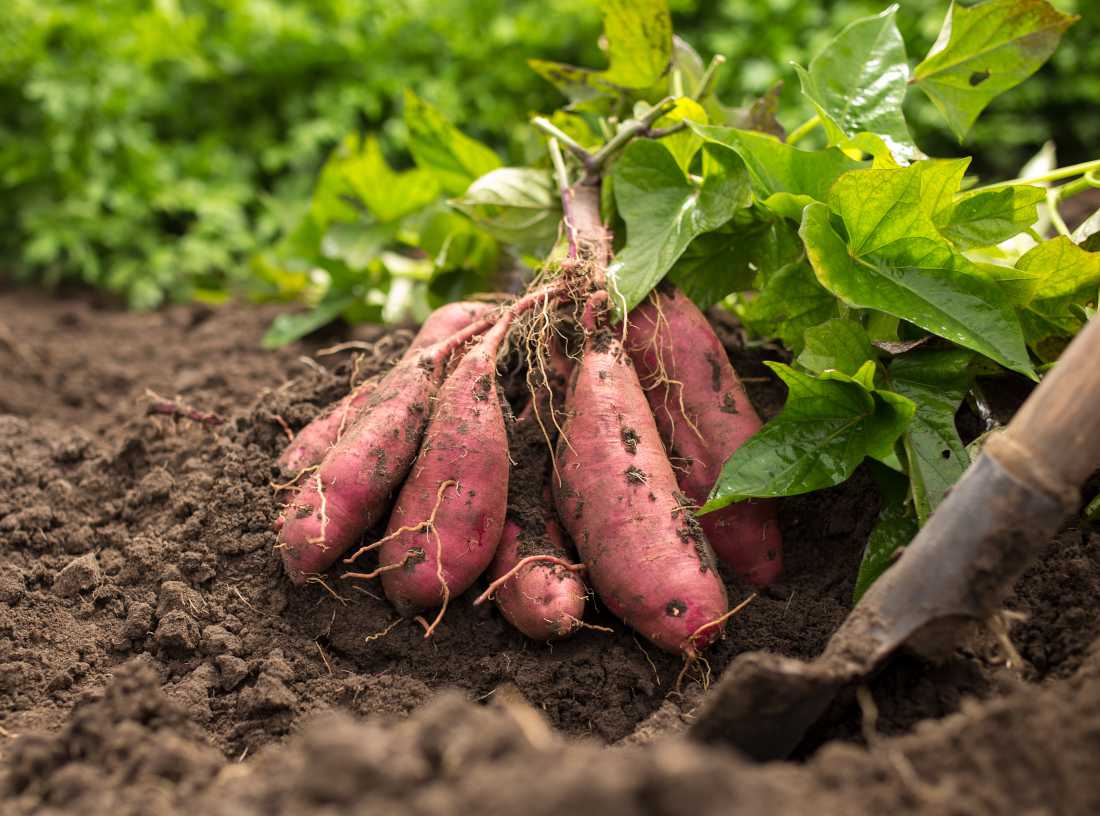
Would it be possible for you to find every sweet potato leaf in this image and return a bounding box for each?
[854,466,918,602]
[803,186,1035,377]
[941,185,1046,248]
[913,0,1077,141]
[451,167,560,255]
[340,137,440,223]
[797,319,877,376]
[1016,236,1100,347]
[739,261,839,355]
[609,140,751,312]
[703,361,913,509]
[792,5,917,164]
[887,348,974,524]
[529,0,671,98]
[404,90,502,196]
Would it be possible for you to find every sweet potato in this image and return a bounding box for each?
[276,316,494,584]
[484,515,586,640]
[278,301,493,474]
[626,286,782,586]
[553,299,729,655]
[377,315,515,613]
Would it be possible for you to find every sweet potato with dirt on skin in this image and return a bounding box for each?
[626,285,782,586]
[376,315,516,614]
[553,299,729,655]
[276,316,493,584]
[278,301,494,474]
[485,515,586,640]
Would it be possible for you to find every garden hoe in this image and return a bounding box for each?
[689,314,1100,761]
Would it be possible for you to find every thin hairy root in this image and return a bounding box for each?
[363,617,403,643]
[306,575,348,604]
[473,556,586,605]
[341,558,411,582]
[317,340,376,355]
[308,472,330,550]
[559,614,612,634]
[634,634,661,686]
[636,293,704,443]
[144,389,224,426]
[270,413,295,442]
[270,465,319,493]
[687,592,757,649]
[420,524,450,638]
[315,641,334,674]
[345,480,457,564]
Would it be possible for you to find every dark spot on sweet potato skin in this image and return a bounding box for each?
[720,392,739,414]
[621,426,639,454]
[625,466,647,484]
[705,352,722,393]
[665,599,687,618]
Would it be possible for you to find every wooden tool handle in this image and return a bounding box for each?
[995,316,1100,498]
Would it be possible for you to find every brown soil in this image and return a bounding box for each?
[2,286,1098,815]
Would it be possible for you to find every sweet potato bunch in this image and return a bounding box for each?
[274,277,781,656]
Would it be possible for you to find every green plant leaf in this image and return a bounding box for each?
[1016,236,1100,345]
[913,0,1077,141]
[609,140,751,312]
[797,318,876,376]
[800,201,1034,377]
[599,0,672,89]
[404,90,502,196]
[792,5,917,164]
[451,167,560,255]
[887,348,974,524]
[941,185,1046,249]
[654,98,707,174]
[528,0,671,97]
[702,362,913,510]
[668,208,801,308]
[320,220,398,270]
[854,465,918,601]
[262,293,358,349]
[689,122,864,206]
[739,261,839,354]
[339,136,440,223]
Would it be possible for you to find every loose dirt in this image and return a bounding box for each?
[2,285,1098,815]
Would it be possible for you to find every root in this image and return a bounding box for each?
[686,592,758,651]
[308,472,330,551]
[270,413,295,442]
[341,557,411,582]
[986,609,1027,670]
[363,617,403,643]
[306,575,348,605]
[270,465,318,493]
[421,522,451,639]
[144,389,225,426]
[564,615,613,634]
[473,556,587,605]
[315,641,334,674]
[343,479,457,564]
[633,634,661,687]
[637,293,704,444]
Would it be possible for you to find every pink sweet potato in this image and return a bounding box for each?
[377,315,515,613]
[626,285,782,586]
[278,301,493,474]
[276,316,494,584]
[553,300,729,655]
[485,515,586,640]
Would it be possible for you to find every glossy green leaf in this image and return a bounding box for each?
[654,98,707,174]
[451,167,560,255]
[404,90,502,196]
[792,5,917,164]
[689,122,864,204]
[914,0,1077,141]
[669,209,800,308]
[609,140,751,312]
[798,318,876,376]
[941,185,1046,248]
[888,348,974,524]
[739,261,839,354]
[800,201,1034,377]
[702,362,913,509]
[1016,236,1100,344]
[854,466,918,601]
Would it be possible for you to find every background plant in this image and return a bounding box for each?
[2,0,1092,309]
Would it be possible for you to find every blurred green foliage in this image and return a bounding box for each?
[1,0,1094,308]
